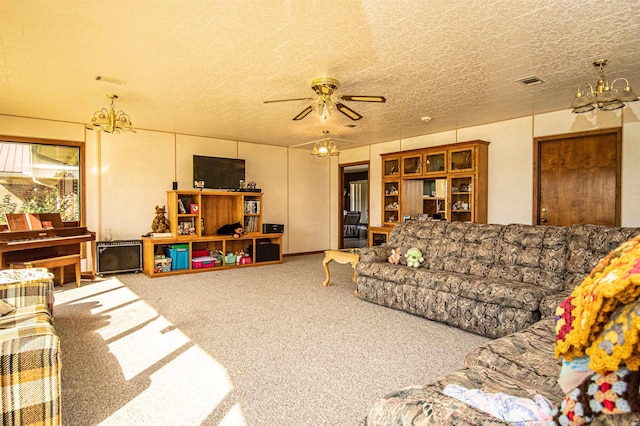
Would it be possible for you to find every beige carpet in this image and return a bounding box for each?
[54,253,488,426]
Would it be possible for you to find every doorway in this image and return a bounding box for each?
[340,162,369,248]
[533,128,621,226]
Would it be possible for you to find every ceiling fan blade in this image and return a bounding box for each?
[263,97,313,104]
[335,102,363,121]
[339,95,386,103]
[292,105,313,121]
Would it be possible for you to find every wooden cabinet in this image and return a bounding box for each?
[142,190,282,277]
[380,140,488,224]
[382,156,401,178]
[424,150,447,175]
[382,180,401,225]
[368,225,394,246]
[401,153,422,177]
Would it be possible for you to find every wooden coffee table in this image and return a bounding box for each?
[322,249,360,292]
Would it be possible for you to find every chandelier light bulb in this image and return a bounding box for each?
[86,94,136,133]
[570,60,639,114]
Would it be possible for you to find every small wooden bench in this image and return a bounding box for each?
[10,254,82,287]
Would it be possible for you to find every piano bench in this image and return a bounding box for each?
[10,254,82,287]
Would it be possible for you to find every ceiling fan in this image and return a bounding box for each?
[264,77,386,121]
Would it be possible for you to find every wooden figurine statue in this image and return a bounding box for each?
[151,205,170,233]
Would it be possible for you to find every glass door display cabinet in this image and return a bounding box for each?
[380,140,489,224]
[449,176,474,222]
[424,150,447,175]
[450,147,475,173]
[401,153,423,177]
[382,155,401,178]
[382,180,400,224]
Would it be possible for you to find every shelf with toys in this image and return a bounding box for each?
[142,190,282,277]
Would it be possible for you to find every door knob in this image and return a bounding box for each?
[540,207,548,223]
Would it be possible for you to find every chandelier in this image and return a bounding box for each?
[570,59,639,113]
[86,94,136,133]
[311,131,340,157]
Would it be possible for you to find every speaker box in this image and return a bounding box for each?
[97,240,143,275]
[255,242,280,263]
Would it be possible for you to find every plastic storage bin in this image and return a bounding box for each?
[165,244,189,270]
[225,253,237,264]
[192,256,214,269]
[192,249,209,258]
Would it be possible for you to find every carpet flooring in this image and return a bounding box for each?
[54,253,489,425]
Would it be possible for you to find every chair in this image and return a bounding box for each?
[343,211,361,238]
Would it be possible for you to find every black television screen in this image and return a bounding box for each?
[193,155,245,189]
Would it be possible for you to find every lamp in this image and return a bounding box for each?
[570,59,639,113]
[311,131,340,157]
[86,94,136,133]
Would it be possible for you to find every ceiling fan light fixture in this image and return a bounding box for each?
[267,77,385,121]
[569,60,638,113]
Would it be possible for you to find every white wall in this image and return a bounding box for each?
[345,104,640,233]
[0,117,327,257]
[100,130,174,240]
[287,148,331,253]
[2,102,639,262]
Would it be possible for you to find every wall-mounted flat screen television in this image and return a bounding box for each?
[193,155,245,190]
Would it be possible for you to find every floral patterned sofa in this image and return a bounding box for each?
[357,221,640,425]
[356,221,639,338]
[0,268,60,426]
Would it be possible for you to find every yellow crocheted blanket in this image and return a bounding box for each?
[555,235,640,370]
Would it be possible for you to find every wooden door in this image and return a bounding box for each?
[533,128,621,227]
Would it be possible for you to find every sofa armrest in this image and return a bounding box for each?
[0,322,61,426]
[359,246,393,263]
[539,290,571,317]
[0,268,55,309]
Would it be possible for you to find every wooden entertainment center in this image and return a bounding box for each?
[380,140,489,225]
[142,190,282,277]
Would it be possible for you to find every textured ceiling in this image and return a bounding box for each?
[1,0,640,149]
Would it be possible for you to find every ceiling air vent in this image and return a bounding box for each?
[516,75,545,86]
[94,75,127,85]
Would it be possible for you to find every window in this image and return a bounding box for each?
[0,140,82,225]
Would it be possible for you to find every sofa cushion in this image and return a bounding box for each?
[463,316,563,400]
[413,269,553,311]
[426,222,503,275]
[357,262,418,286]
[365,383,510,425]
[0,299,15,316]
[565,224,640,291]
[0,304,52,329]
[389,220,448,266]
[489,224,567,291]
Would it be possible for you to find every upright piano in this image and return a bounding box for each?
[0,226,96,277]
